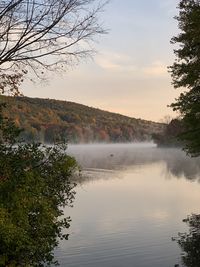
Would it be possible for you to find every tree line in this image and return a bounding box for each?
[1,96,165,143]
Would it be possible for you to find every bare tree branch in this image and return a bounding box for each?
[0,0,108,94]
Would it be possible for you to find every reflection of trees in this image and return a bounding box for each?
[163,152,200,181]
[68,145,200,183]
[174,214,200,267]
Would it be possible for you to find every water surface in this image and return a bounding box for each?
[55,143,200,267]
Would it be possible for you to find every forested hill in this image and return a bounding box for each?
[1,96,165,143]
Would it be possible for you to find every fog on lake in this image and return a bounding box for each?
[55,143,200,267]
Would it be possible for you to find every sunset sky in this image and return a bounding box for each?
[22,0,181,122]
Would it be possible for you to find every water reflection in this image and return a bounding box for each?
[55,144,200,267]
[174,214,200,267]
[70,144,200,266]
[68,144,200,183]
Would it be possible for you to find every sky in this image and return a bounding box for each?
[22,0,181,122]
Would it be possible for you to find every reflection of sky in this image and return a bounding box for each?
[22,0,180,121]
[54,145,200,267]
[68,143,200,182]
[56,157,200,267]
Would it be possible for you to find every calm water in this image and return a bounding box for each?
[55,143,200,267]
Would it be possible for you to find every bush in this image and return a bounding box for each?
[0,104,77,266]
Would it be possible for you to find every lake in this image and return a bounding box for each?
[55,143,200,267]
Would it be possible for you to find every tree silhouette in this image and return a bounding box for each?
[0,0,107,94]
[170,0,200,156]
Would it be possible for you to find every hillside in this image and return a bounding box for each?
[0,96,165,143]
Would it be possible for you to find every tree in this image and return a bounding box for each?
[170,0,200,156]
[159,115,173,124]
[0,1,107,265]
[173,214,200,267]
[0,0,107,94]
[152,119,184,147]
[0,103,78,266]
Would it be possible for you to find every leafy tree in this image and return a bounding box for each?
[0,0,107,95]
[152,119,184,147]
[173,214,200,267]
[0,103,78,266]
[170,0,200,156]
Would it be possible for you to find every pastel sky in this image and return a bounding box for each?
[22,0,181,122]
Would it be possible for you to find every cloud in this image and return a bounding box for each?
[95,51,136,72]
[142,61,168,77]
[95,51,168,79]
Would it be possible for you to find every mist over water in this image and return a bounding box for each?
[55,143,200,267]
[67,143,200,182]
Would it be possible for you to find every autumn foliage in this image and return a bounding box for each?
[1,96,165,143]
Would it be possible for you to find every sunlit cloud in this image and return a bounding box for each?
[95,51,136,72]
[142,61,168,77]
[95,52,169,78]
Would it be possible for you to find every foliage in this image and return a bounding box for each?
[170,0,200,156]
[0,72,24,96]
[0,0,107,95]
[152,119,184,147]
[1,96,165,144]
[173,214,200,267]
[0,103,77,266]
